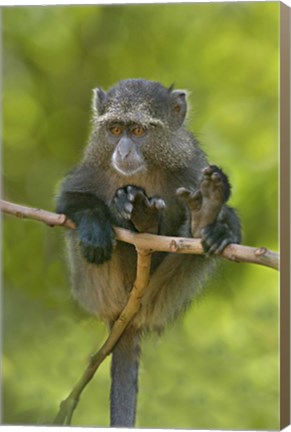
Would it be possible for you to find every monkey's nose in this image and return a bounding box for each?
[118,137,133,160]
[117,148,131,160]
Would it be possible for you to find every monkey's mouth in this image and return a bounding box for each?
[111,158,146,177]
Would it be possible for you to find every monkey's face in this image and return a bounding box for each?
[108,122,149,176]
[90,79,192,172]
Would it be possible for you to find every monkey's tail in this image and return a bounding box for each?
[110,326,141,427]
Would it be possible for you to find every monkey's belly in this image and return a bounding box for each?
[68,235,216,331]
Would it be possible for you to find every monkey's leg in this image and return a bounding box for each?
[112,185,165,234]
[177,165,240,254]
[110,326,141,427]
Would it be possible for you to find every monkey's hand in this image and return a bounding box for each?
[177,165,239,255]
[76,209,115,264]
[56,192,115,264]
[112,185,166,234]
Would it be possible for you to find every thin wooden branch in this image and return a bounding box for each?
[0,199,76,229]
[53,249,152,425]
[0,199,279,270]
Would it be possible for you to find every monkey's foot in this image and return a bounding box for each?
[177,165,233,254]
[200,220,238,255]
[112,185,165,233]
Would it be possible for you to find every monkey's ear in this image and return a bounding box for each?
[93,88,107,115]
[171,90,187,128]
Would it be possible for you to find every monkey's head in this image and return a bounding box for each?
[88,79,194,175]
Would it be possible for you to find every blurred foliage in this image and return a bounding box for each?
[2,3,279,429]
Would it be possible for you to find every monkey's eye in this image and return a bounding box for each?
[109,125,123,136]
[131,126,146,137]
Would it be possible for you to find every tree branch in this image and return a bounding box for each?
[0,199,279,270]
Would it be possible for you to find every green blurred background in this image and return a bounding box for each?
[2,2,279,429]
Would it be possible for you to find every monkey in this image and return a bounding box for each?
[56,79,241,428]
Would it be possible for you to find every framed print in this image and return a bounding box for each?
[1,1,290,430]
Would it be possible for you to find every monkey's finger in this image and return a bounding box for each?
[126,186,148,203]
[176,187,200,205]
[177,188,202,211]
[122,202,133,219]
[113,190,134,218]
[201,223,233,255]
[213,238,232,255]
[176,188,201,200]
[205,238,232,256]
[202,165,219,177]
[114,189,131,207]
[149,197,166,210]
[202,167,213,179]
[176,187,192,198]
[126,186,137,202]
[211,172,221,182]
[200,178,213,198]
[114,203,133,219]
